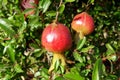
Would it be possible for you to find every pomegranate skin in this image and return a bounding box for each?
[41,23,72,53]
[21,0,39,9]
[71,12,94,35]
[21,0,39,17]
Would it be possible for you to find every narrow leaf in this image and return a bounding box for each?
[88,0,94,4]
[46,11,56,17]
[6,44,15,63]
[39,0,51,13]
[23,8,35,14]
[105,43,115,57]
[58,4,65,14]
[92,58,103,80]
[0,19,15,37]
[65,0,75,3]
[106,43,115,54]
[55,59,60,71]
[81,45,94,53]
[77,37,86,50]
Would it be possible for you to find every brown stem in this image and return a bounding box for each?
[55,11,59,23]
[102,54,117,61]
[54,0,63,23]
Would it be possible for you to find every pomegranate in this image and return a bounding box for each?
[41,22,72,73]
[71,12,94,39]
[21,0,39,17]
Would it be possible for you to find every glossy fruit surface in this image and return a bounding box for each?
[71,12,94,35]
[41,23,72,53]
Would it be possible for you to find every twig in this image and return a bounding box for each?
[54,0,63,23]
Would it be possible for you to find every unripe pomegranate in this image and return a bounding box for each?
[21,0,39,17]
[71,12,94,39]
[41,22,72,73]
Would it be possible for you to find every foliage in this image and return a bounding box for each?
[0,0,120,80]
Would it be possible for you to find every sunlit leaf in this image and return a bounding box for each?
[54,59,60,72]
[40,68,49,79]
[65,0,75,3]
[88,0,94,4]
[2,0,8,6]
[81,45,94,53]
[58,4,65,14]
[106,43,115,55]
[77,37,86,50]
[60,65,65,74]
[0,19,15,37]
[64,67,85,80]
[108,54,117,61]
[55,76,65,80]
[39,0,51,13]
[14,64,23,73]
[6,44,15,63]
[73,51,83,63]
[46,11,56,17]
[3,74,11,80]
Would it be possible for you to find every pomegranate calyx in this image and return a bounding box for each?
[48,52,66,74]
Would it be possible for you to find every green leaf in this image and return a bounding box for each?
[33,49,44,58]
[65,0,75,3]
[2,0,8,6]
[14,64,23,73]
[3,74,11,80]
[55,76,65,80]
[0,63,5,71]
[28,16,40,29]
[23,8,35,14]
[88,0,94,4]
[105,74,118,80]
[0,19,15,37]
[60,65,65,74]
[64,67,85,80]
[81,45,94,53]
[46,11,56,17]
[39,0,51,13]
[108,54,117,61]
[92,58,103,80]
[58,4,65,14]
[77,37,86,50]
[73,51,83,63]
[6,44,15,63]
[54,59,60,72]
[40,68,49,79]
[105,43,115,55]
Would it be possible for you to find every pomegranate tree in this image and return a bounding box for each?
[71,12,94,39]
[21,0,39,17]
[41,22,72,73]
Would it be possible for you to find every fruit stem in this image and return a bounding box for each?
[54,0,63,23]
[79,31,85,39]
[48,52,66,74]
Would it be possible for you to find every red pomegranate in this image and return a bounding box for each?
[71,12,94,39]
[41,22,72,73]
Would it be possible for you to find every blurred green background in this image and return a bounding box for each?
[0,0,120,80]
